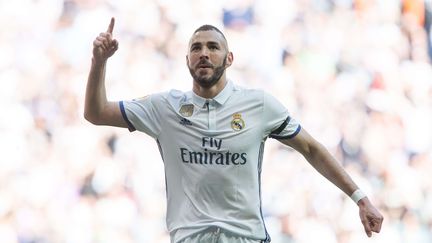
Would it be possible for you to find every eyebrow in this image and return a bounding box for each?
[206,41,220,46]
[190,41,221,49]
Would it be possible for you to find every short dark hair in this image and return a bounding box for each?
[193,25,227,42]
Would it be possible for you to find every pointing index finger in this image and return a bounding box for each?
[107,17,115,34]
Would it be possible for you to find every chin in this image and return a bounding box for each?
[196,73,212,81]
[197,69,212,76]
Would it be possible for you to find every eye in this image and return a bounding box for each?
[209,45,219,50]
[191,45,201,52]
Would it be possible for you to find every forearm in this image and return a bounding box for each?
[84,58,109,124]
[279,124,383,235]
[305,143,383,236]
[304,142,359,197]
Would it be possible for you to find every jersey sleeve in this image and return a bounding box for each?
[119,94,162,138]
[262,92,301,139]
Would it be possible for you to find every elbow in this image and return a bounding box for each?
[84,111,102,125]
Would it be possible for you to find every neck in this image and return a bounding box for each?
[192,76,227,99]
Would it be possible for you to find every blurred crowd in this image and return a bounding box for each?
[1,0,432,242]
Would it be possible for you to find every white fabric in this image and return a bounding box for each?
[121,81,301,243]
[179,226,263,243]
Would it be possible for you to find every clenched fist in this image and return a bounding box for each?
[358,198,384,237]
[93,17,119,62]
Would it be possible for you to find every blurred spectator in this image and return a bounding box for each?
[223,0,254,30]
[425,0,432,60]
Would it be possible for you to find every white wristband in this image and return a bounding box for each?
[350,189,366,204]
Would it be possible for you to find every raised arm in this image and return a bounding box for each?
[278,128,383,237]
[84,17,128,128]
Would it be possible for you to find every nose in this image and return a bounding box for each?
[199,47,209,59]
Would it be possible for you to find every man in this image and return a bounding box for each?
[84,18,383,243]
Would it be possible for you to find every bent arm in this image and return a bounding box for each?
[84,17,128,128]
[84,58,127,128]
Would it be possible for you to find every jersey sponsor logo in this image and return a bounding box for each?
[231,113,245,131]
[180,137,247,165]
[180,148,247,165]
[179,104,194,117]
[180,118,192,126]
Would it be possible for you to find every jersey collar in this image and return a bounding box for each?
[191,80,235,107]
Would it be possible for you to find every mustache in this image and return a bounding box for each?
[197,60,214,68]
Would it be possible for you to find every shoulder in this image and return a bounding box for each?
[168,89,188,100]
[166,89,191,110]
[133,89,186,102]
[128,89,189,112]
[233,84,285,110]
[232,83,265,100]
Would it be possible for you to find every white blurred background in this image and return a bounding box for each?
[1,0,432,242]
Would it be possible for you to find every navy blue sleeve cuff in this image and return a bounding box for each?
[269,125,301,140]
[119,101,136,132]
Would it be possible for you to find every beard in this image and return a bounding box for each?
[188,56,227,89]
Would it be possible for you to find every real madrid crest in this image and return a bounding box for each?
[231,113,245,131]
[179,104,194,117]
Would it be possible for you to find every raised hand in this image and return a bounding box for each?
[93,17,119,62]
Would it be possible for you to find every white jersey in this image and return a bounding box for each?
[120,81,301,243]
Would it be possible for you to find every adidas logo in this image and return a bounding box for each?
[179,118,192,126]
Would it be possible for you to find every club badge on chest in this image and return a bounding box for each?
[179,104,194,117]
[231,113,245,131]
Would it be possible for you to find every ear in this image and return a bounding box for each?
[186,55,189,66]
[225,52,234,68]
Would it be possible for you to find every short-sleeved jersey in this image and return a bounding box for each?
[120,81,301,243]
